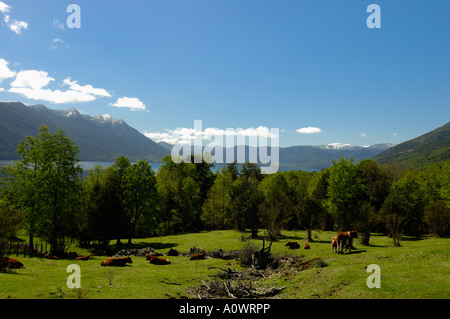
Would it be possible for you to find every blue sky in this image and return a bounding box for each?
[0,0,449,147]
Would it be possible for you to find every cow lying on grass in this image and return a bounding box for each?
[2,257,24,269]
[189,252,206,260]
[45,254,59,260]
[285,241,300,249]
[76,255,90,261]
[146,255,171,265]
[101,256,132,267]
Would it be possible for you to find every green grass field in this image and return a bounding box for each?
[1,230,448,299]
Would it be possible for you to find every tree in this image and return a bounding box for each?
[122,161,159,243]
[80,164,129,248]
[0,204,24,269]
[1,126,83,255]
[190,155,215,230]
[156,155,202,234]
[284,170,321,240]
[424,200,450,237]
[259,172,293,240]
[309,169,333,231]
[229,172,262,238]
[356,160,393,245]
[440,161,450,208]
[380,173,426,246]
[202,170,232,230]
[324,157,365,232]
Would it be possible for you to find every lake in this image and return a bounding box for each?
[0,160,319,175]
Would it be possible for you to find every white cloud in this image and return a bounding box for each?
[393,132,398,137]
[296,126,322,134]
[361,133,367,137]
[4,15,28,34]
[63,77,110,98]
[50,38,69,50]
[9,87,100,104]
[11,70,54,89]
[1,2,28,34]
[0,87,5,92]
[145,126,278,145]
[0,1,10,13]
[0,58,16,82]
[9,69,111,104]
[109,97,147,111]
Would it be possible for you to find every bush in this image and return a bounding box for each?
[424,200,450,237]
[314,259,328,268]
[238,242,259,266]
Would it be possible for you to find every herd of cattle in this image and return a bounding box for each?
[286,230,358,255]
[2,232,358,269]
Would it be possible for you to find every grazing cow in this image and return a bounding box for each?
[345,230,358,251]
[76,255,90,261]
[285,241,300,250]
[2,257,24,269]
[146,255,171,265]
[337,232,348,255]
[101,256,132,267]
[189,252,206,260]
[337,230,358,254]
[45,254,59,260]
[331,237,338,253]
[303,244,311,249]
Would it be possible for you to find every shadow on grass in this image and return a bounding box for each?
[345,249,367,254]
[128,242,179,251]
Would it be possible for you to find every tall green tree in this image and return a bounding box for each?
[356,160,393,245]
[156,155,202,234]
[80,164,129,248]
[380,173,426,246]
[2,126,83,254]
[439,161,450,208]
[202,170,233,230]
[259,172,293,240]
[122,161,159,243]
[324,157,365,232]
[229,163,263,237]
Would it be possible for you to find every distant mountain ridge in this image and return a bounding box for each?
[0,102,169,162]
[159,143,394,170]
[0,101,395,169]
[372,121,450,168]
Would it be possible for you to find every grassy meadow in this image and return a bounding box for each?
[0,230,448,299]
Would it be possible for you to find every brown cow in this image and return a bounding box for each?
[345,230,358,251]
[285,241,300,249]
[45,254,59,260]
[101,256,132,267]
[337,232,348,254]
[331,236,338,253]
[337,230,358,254]
[303,243,311,249]
[2,257,24,269]
[76,255,90,261]
[189,252,206,260]
[146,255,171,265]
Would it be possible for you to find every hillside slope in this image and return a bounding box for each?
[372,121,450,168]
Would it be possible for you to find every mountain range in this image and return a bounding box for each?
[1,102,448,170]
[0,102,168,162]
